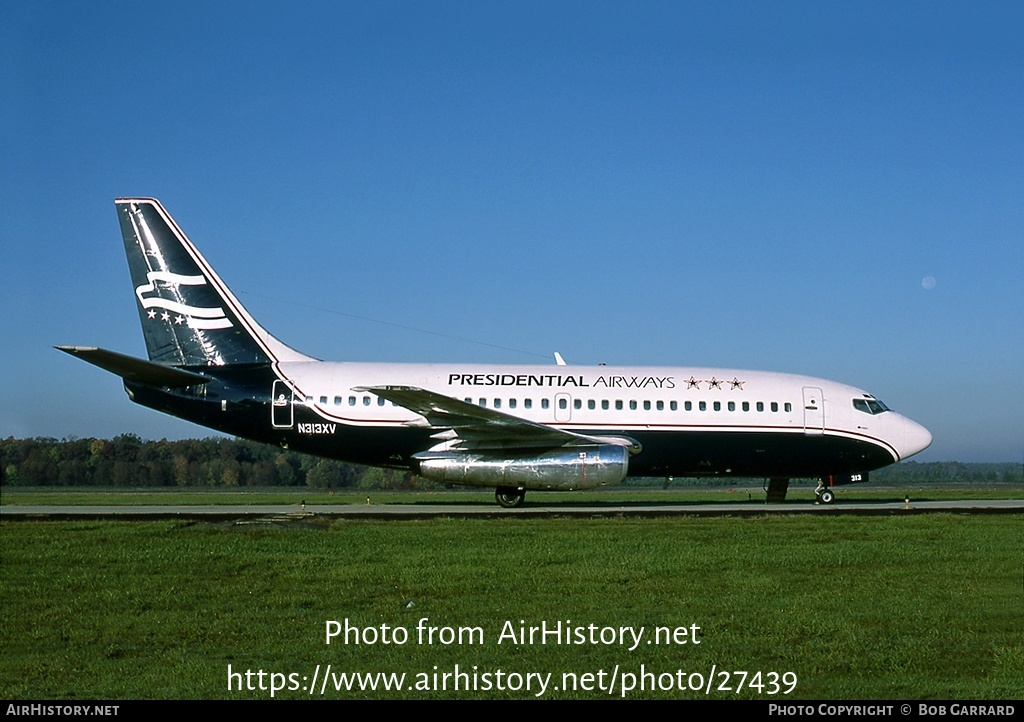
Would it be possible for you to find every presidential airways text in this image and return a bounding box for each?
[447,374,676,389]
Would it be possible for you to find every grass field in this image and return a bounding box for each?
[3,482,1024,506]
[1,514,1021,699]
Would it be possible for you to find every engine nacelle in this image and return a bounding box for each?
[418,444,629,491]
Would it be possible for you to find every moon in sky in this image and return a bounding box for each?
[921,276,937,290]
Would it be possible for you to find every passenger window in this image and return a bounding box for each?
[630,400,638,410]
[657,400,664,411]
[602,400,609,410]
[541,399,549,409]
[728,401,735,411]
[699,401,707,411]
[771,402,779,412]
[757,402,764,412]
[558,398,568,410]
[509,399,517,409]
[742,401,749,411]
[378,397,385,406]
[615,400,623,410]
[643,400,651,411]
[493,399,501,409]
[685,401,692,411]
[334,396,342,406]
[670,401,677,411]
[349,396,356,406]
[574,399,583,410]
[319,395,328,404]
[525,399,532,409]
[588,399,596,410]
[784,403,792,412]
[363,396,371,406]
[479,398,487,407]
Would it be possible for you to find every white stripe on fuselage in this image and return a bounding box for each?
[275,362,893,454]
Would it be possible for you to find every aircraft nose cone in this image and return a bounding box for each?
[899,418,933,460]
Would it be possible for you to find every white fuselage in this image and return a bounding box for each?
[277,361,932,468]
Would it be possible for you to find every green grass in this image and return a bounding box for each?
[1,515,1021,699]
[3,483,1023,506]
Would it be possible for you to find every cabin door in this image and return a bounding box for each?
[802,387,824,435]
[271,380,295,428]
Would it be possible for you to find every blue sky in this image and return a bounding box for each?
[2,2,1021,462]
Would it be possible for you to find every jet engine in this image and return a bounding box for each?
[417,444,629,491]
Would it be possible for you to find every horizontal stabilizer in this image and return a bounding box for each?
[55,346,211,387]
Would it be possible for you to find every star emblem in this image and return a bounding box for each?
[686,376,701,390]
[147,309,156,319]
[707,377,723,390]
[174,315,185,325]
[729,377,745,390]
[160,311,170,322]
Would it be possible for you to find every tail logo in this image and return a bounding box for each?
[135,271,233,330]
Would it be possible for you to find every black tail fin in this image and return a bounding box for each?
[115,198,312,366]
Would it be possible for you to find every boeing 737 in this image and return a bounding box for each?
[58,198,933,507]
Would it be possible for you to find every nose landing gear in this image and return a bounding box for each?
[815,481,835,504]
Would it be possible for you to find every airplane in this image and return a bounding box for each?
[58,198,933,507]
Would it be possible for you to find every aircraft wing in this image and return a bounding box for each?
[353,385,636,453]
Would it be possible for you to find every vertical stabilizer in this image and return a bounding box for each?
[116,198,313,366]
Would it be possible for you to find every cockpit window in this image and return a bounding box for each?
[853,396,890,415]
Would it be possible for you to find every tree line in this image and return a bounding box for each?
[1,435,1020,489]
[0,435,421,489]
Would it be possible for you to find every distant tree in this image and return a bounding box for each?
[306,459,342,488]
[274,454,297,486]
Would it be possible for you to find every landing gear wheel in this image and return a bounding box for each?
[495,487,525,508]
[819,489,835,504]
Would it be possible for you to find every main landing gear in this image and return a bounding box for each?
[495,486,526,508]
